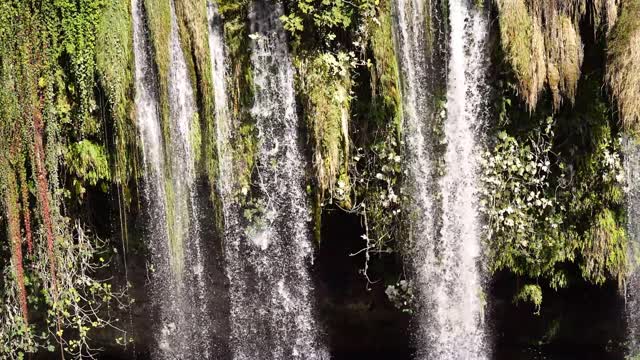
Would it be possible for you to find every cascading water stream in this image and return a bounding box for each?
[207,0,234,200]
[132,0,213,357]
[393,0,490,358]
[131,0,175,354]
[165,0,214,356]
[624,137,640,357]
[207,0,242,255]
[435,0,489,357]
[220,1,327,358]
[392,0,436,243]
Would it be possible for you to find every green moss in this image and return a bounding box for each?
[296,52,352,208]
[219,0,253,113]
[174,0,210,96]
[64,140,112,197]
[235,123,257,197]
[495,0,545,109]
[496,0,585,110]
[581,209,627,285]
[143,0,172,140]
[163,176,185,276]
[607,0,640,56]
[174,0,214,169]
[218,0,256,201]
[295,52,353,243]
[368,0,403,136]
[96,0,137,196]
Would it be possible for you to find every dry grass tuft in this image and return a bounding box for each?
[496,0,546,109]
[545,14,583,108]
[590,0,620,32]
[607,0,640,130]
[496,0,621,110]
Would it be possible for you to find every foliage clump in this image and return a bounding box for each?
[482,73,628,305]
[513,283,543,313]
[281,0,405,279]
[481,118,573,287]
[385,280,415,313]
[280,0,377,47]
[0,0,127,357]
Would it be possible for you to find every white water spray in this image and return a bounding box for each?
[434,0,490,357]
[625,136,640,357]
[220,1,328,359]
[393,0,490,358]
[131,0,213,357]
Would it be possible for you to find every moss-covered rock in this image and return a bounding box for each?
[143,0,172,137]
[96,0,138,197]
[368,0,402,135]
[296,52,353,208]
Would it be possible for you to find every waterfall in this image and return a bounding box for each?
[131,0,175,354]
[392,0,437,243]
[219,0,328,358]
[393,0,490,358]
[625,136,640,357]
[436,0,490,357]
[132,0,213,357]
[391,1,438,354]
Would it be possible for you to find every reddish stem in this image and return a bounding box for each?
[6,170,29,324]
[16,140,34,255]
[32,94,58,299]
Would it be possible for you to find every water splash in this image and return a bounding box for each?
[624,136,640,357]
[393,0,490,358]
[221,1,328,359]
[131,0,213,357]
[392,0,439,354]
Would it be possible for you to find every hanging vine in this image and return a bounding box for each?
[0,0,127,358]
